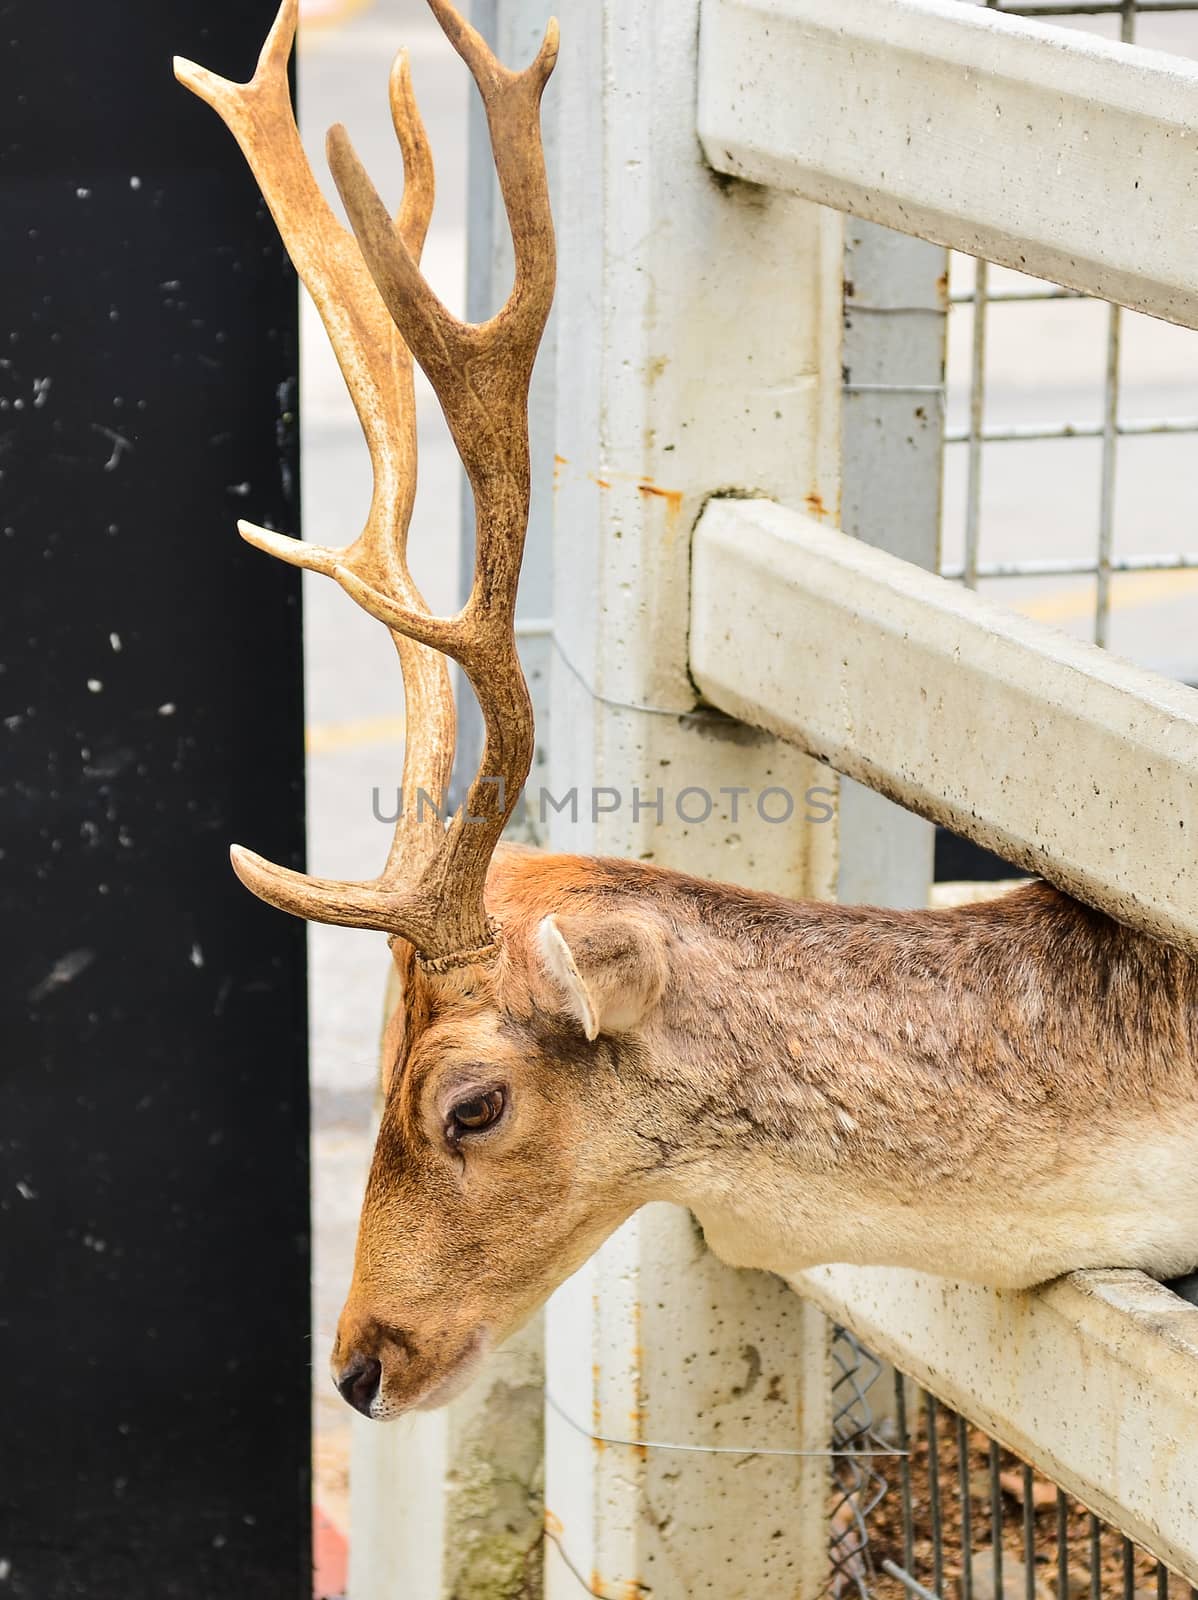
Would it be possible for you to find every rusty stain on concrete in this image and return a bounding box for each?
[637,478,684,515]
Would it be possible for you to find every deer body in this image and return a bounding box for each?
[180,1,1198,1423]
[490,852,1198,1292]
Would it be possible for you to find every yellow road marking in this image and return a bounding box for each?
[1013,568,1198,626]
[298,0,375,34]
[307,713,405,754]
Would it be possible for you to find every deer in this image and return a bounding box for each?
[177,0,1198,1423]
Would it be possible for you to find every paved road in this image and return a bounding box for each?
[297,0,1198,1534]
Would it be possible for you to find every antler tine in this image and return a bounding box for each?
[324,15,557,515]
[390,47,435,259]
[312,4,557,963]
[177,1,458,924]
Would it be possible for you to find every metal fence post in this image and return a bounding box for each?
[837,221,946,909]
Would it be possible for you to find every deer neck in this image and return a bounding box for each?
[630,880,1198,1288]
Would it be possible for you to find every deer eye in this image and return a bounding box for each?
[448,1089,506,1137]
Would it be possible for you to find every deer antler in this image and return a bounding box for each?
[176,0,557,965]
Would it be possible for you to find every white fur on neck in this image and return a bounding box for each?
[687,1122,1198,1289]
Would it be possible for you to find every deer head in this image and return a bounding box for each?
[176,0,673,1418]
[328,866,681,1415]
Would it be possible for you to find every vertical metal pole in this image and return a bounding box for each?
[963,256,989,592]
[1096,303,1122,648]
[1023,1466,1038,1600]
[1089,1513,1103,1600]
[957,1413,974,1600]
[1095,0,1135,648]
[1056,1490,1070,1600]
[926,1393,944,1598]
[991,1439,1005,1600]
[836,233,946,1575]
[837,221,946,911]
[895,1372,917,1579]
[1123,1535,1137,1600]
[962,0,1002,595]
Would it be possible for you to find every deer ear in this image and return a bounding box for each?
[535,913,668,1041]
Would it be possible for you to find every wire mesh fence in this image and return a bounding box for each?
[827,1327,1198,1600]
[944,0,1198,654]
[830,1330,891,1593]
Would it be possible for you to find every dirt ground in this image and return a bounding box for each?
[849,1402,1179,1600]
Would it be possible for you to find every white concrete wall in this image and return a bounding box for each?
[543,3,843,1593]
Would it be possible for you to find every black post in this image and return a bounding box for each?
[0,3,310,1596]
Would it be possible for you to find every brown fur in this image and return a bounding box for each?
[333,850,1198,1416]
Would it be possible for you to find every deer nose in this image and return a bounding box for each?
[335,1353,382,1416]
